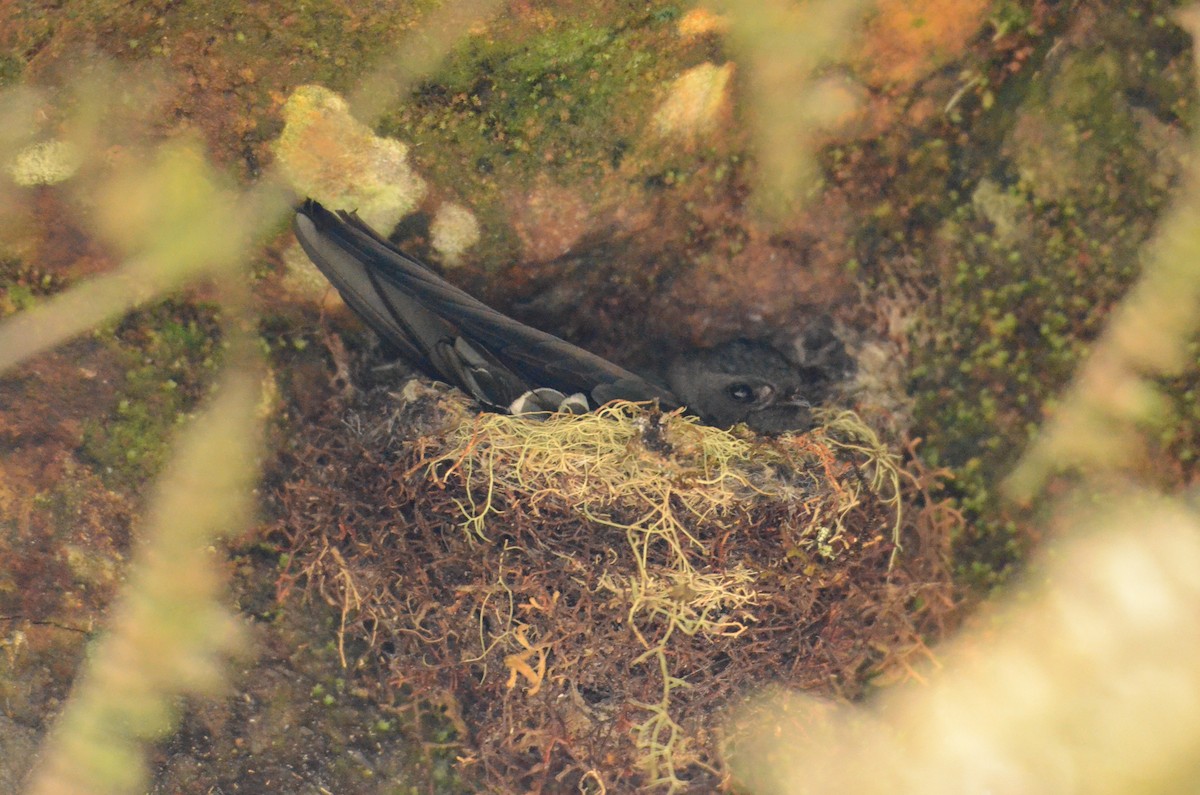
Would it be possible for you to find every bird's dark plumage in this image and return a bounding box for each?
[294,199,841,433]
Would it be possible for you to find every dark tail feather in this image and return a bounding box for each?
[293,199,677,408]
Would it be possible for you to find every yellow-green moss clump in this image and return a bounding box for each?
[275,384,943,792]
[429,202,481,267]
[6,140,82,186]
[274,84,427,231]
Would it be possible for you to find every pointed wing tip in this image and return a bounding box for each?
[293,199,326,244]
[296,199,379,246]
[295,197,336,227]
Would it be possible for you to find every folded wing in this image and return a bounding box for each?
[293,199,677,411]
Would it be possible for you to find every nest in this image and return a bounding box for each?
[273,380,946,792]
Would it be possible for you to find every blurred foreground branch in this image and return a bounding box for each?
[1005,8,1200,501]
[714,0,872,223]
[25,353,263,795]
[728,6,1200,794]
[0,147,285,373]
[728,498,1200,795]
[0,0,504,375]
[349,0,507,124]
[0,2,510,792]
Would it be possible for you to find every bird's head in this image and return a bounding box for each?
[666,339,823,434]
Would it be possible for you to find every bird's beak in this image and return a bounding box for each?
[779,388,811,409]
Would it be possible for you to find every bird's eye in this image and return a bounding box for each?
[727,383,755,403]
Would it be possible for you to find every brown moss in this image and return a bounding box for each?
[856,0,992,89]
[272,382,954,792]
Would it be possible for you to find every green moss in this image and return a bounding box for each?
[0,53,23,87]
[378,3,688,262]
[80,301,222,488]
[986,1,1032,39]
[891,1,1197,589]
[1159,339,1200,471]
[0,260,68,317]
[910,199,1139,586]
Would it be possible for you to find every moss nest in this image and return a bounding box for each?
[272,380,950,792]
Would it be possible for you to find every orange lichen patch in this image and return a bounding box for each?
[508,0,559,31]
[503,624,549,695]
[677,8,729,40]
[856,0,990,89]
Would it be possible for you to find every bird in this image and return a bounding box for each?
[293,199,844,433]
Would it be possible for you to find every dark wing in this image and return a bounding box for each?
[293,199,677,410]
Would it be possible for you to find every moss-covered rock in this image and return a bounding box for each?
[897,1,1196,586]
